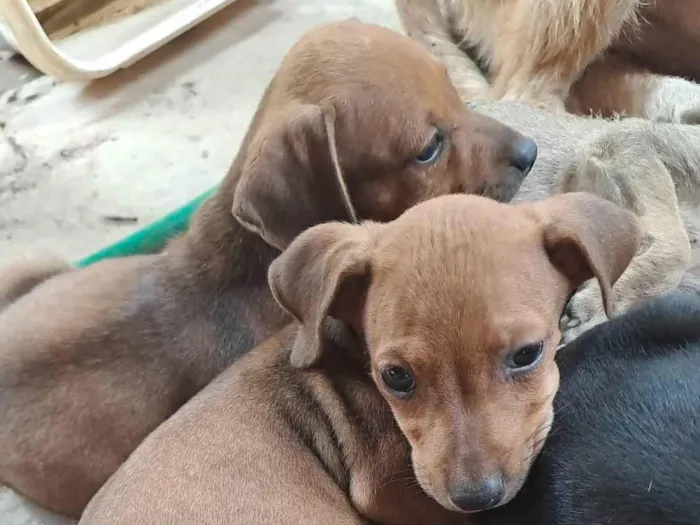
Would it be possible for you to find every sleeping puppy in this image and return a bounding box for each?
[0,20,536,518]
[396,0,700,121]
[481,291,700,525]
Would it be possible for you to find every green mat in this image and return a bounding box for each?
[75,187,217,268]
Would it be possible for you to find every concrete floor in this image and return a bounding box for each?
[0,0,399,522]
[0,0,401,265]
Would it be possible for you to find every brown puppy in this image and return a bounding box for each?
[391,2,700,340]
[0,20,536,518]
[396,0,700,122]
[79,192,639,525]
[0,253,69,311]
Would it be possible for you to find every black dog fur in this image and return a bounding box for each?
[481,291,700,525]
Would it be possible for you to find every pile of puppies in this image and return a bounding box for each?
[1,16,699,525]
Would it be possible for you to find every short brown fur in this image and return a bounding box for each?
[390,4,700,339]
[0,20,535,517]
[80,192,639,524]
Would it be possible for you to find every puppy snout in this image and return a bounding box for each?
[509,136,537,174]
[450,475,505,512]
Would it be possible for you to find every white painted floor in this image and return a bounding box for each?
[0,0,400,522]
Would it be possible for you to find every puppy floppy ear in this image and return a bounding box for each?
[232,102,357,250]
[536,192,641,316]
[268,222,373,368]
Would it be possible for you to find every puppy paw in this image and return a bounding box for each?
[559,281,608,344]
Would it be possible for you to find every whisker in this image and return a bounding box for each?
[553,402,573,417]
[527,420,553,443]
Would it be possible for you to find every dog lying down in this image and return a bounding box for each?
[481,291,700,525]
[0,20,538,517]
[396,0,700,121]
[399,4,700,340]
[79,193,639,525]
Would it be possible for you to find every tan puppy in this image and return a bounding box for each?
[0,20,536,517]
[385,6,700,340]
[396,0,700,121]
[79,192,639,525]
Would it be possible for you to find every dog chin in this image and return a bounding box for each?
[414,464,531,514]
[496,436,550,506]
[479,171,527,202]
[415,477,496,515]
[413,469,458,513]
[427,490,466,514]
[437,496,508,515]
[498,472,531,508]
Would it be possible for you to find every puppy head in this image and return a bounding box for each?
[232,20,535,249]
[269,192,639,513]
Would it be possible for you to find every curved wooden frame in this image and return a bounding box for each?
[0,0,238,82]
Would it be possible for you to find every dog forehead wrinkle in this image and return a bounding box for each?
[369,275,498,362]
[371,269,557,365]
[371,204,510,290]
[376,222,509,292]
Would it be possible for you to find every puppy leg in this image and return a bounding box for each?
[569,53,700,123]
[0,253,71,311]
[395,0,491,101]
[558,124,691,342]
[489,0,641,111]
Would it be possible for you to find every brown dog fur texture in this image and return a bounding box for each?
[0,20,536,518]
[0,254,71,311]
[386,3,700,341]
[396,0,700,123]
[464,98,700,342]
[79,192,639,525]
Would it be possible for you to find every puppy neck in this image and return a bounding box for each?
[174,188,279,289]
[308,319,466,525]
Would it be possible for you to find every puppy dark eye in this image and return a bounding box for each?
[381,365,416,396]
[506,342,544,372]
[415,128,444,165]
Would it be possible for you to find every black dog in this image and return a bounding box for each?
[482,292,700,525]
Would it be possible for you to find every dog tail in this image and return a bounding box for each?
[0,253,71,311]
[395,0,491,102]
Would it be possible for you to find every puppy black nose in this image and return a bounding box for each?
[509,136,537,174]
[450,476,505,512]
